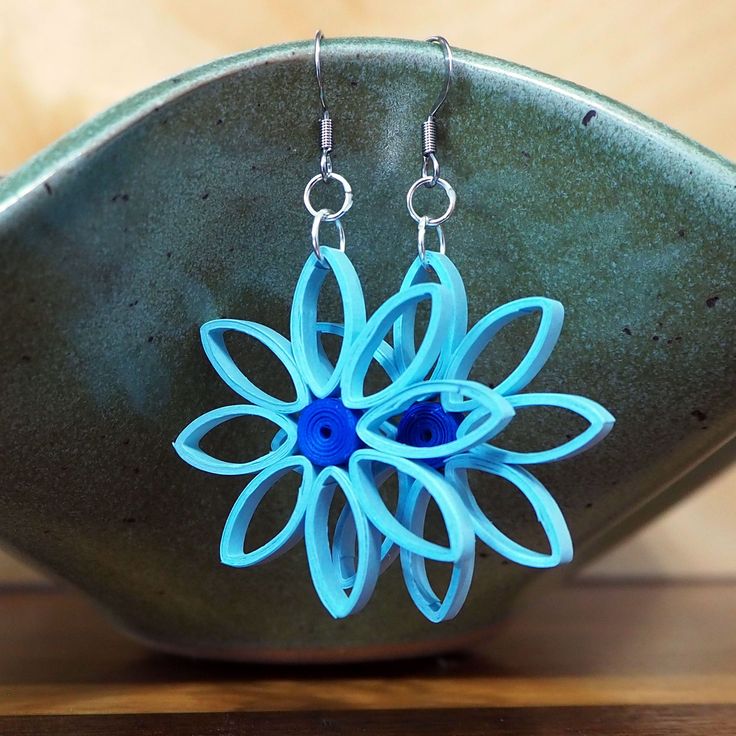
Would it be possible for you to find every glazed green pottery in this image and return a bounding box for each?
[1,38,734,661]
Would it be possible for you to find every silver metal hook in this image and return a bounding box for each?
[426,35,453,119]
[306,30,349,256]
[314,30,328,118]
[408,36,455,258]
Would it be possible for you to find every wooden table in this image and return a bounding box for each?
[0,581,734,734]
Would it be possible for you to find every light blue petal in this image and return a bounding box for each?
[316,321,400,382]
[341,283,453,410]
[357,379,514,459]
[201,319,310,413]
[446,452,573,567]
[174,405,297,475]
[304,466,381,618]
[290,247,367,398]
[349,450,475,563]
[399,480,475,622]
[393,252,468,379]
[480,392,615,464]
[220,456,314,567]
[331,463,404,588]
[446,297,564,402]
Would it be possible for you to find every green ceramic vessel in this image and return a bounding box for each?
[1,38,734,662]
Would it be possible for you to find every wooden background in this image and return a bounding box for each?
[0,0,734,583]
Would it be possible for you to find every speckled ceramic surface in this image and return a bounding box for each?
[1,38,735,661]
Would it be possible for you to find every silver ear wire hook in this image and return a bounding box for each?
[426,35,453,119]
[314,30,333,182]
[314,30,328,118]
[305,30,352,265]
[407,35,456,269]
[421,35,453,186]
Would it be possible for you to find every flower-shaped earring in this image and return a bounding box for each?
[173,33,615,623]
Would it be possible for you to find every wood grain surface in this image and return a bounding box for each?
[0,0,734,583]
[2,706,736,736]
[0,581,735,733]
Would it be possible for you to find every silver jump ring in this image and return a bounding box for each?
[406,176,456,226]
[311,208,346,262]
[421,153,440,186]
[417,215,446,267]
[304,172,352,222]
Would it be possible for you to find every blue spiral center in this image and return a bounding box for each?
[297,398,362,467]
[396,401,460,468]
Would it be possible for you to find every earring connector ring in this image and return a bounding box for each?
[406,176,456,227]
[417,216,446,267]
[304,173,353,222]
[311,209,346,262]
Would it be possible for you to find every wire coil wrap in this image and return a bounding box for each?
[319,116,333,152]
[422,117,437,156]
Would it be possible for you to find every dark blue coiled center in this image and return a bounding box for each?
[396,401,460,468]
[297,398,362,467]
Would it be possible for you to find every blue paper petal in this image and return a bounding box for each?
[304,466,381,618]
[174,405,298,475]
[357,379,514,460]
[341,283,453,409]
[446,297,564,399]
[290,247,367,398]
[399,480,475,622]
[349,450,475,563]
[201,319,310,413]
[394,252,468,378]
[331,463,405,588]
[316,321,400,382]
[479,392,615,464]
[220,456,314,566]
[446,451,573,567]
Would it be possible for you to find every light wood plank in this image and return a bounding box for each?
[3,674,736,716]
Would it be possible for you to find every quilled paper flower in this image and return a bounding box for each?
[174,247,614,622]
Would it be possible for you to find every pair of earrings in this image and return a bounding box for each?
[174,33,615,623]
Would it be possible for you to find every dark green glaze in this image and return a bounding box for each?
[0,39,734,661]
